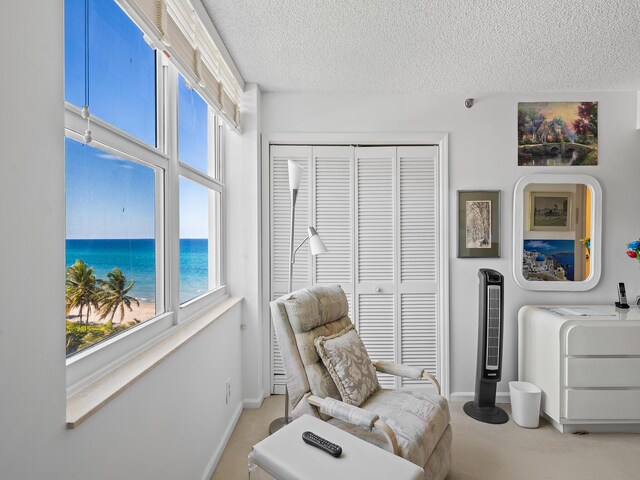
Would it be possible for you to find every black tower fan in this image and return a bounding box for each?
[463,269,509,424]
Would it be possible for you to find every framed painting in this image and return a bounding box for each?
[529,192,573,231]
[457,190,500,258]
[522,239,576,281]
[517,102,598,166]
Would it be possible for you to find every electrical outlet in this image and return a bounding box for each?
[225,379,231,404]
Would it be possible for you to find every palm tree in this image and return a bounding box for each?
[97,268,139,329]
[65,259,98,329]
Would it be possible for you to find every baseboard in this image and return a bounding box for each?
[200,401,244,480]
[450,391,511,403]
[243,390,265,409]
[272,383,287,395]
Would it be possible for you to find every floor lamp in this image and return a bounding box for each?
[269,160,328,435]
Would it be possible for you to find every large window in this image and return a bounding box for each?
[65,138,160,355]
[64,0,228,365]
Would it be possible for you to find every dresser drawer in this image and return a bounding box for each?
[565,389,640,420]
[566,358,640,387]
[565,325,640,355]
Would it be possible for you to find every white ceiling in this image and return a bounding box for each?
[201,0,640,94]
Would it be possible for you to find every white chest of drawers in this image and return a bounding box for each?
[518,305,640,433]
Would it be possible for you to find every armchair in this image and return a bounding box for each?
[271,284,452,479]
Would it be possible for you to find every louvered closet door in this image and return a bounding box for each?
[270,145,312,393]
[397,146,439,389]
[270,144,440,395]
[312,146,354,316]
[354,146,439,390]
[355,147,397,388]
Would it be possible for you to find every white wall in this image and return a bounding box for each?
[0,1,66,477]
[65,307,243,480]
[261,91,640,398]
[226,83,265,407]
[0,2,244,479]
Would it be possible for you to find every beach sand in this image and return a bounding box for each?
[66,301,157,326]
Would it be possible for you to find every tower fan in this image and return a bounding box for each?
[464,269,509,424]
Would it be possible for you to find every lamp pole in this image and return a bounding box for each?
[269,161,328,435]
[288,187,298,294]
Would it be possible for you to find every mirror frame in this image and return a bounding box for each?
[513,174,602,291]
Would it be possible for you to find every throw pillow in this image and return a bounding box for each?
[314,325,380,406]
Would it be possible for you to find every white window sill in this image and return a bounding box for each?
[66,295,242,429]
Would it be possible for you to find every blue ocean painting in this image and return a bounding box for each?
[523,239,575,281]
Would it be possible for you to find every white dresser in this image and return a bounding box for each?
[518,305,640,433]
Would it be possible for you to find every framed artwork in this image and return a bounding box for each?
[522,239,576,281]
[529,192,573,231]
[457,190,500,258]
[517,102,598,166]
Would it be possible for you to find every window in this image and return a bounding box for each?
[65,138,161,355]
[179,177,220,304]
[65,0,156,146]
[177,74,223,304]
[178,76,210,174]
[64,0,231,376]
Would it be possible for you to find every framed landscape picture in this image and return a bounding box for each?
[529,192,572,231]
[457,190,500,258]
[517,102,598,166]
[522,239,576,281]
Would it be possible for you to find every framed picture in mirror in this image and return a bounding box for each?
[457,190,500,258]
[529,192,573,231]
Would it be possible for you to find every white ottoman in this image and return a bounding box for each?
[249,414,425,480]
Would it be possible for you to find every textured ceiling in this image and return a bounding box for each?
[202,0,640,94]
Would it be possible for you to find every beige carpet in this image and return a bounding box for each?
[211,396,640,479]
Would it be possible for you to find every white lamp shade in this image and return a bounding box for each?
[307,227,328,255]
[288,160,303,191]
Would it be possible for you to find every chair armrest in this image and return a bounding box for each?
[373,361,442,395]
[308,395,399,455]
[315,397,378,430]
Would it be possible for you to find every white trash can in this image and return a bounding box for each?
[509,381,542,428]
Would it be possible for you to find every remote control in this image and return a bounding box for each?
[302,431,342,458]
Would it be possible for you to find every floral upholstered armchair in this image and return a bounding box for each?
[270,284,452,480]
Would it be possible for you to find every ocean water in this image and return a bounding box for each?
[65,238,208,304]
[552,253,575,281]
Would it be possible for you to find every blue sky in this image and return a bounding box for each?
[65,0,209,240]
[65,0,156,145]
[65,138,156,239]
[523,240,575,254]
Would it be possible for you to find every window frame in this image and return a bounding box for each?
[176,73,225,309]
[65,23,229,394]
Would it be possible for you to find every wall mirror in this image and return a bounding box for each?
[513,174,602,291]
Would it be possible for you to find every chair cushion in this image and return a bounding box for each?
[315,325,380,406]
[276,285,353,409]
[329,389,450,468]
[283,285,349,334]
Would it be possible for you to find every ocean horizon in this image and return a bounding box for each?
[66,238,209,304]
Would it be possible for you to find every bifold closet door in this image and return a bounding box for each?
[269,145,354,393]
[354,146,439,390]
[270,145,312,393]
